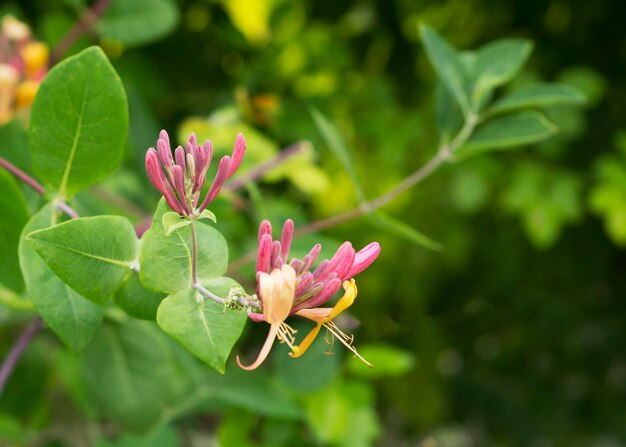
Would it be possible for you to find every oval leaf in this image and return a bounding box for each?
[0,170,29,292]
[82,320,182,430]
[419,24,470,116]
[29,46,128,199]
[140,199,228,294]
[114,271,166,320]
[26,215,138,303]
[156,278,247,373]
[472,39,533,106]
[488,82,587,115]
[456,111,558,159]
[19,205,102,352]
[98,0,180,47]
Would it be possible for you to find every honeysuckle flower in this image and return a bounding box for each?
[145,130,246,217]
[0,15,48,124]
[236,219,380,370]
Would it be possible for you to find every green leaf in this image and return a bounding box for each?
[114,271,166,320]
[198,209,217,223]
[201,368,302,419]
[0,170,29,292]
[367,211,443,252]
[0,121,31,175]
[456,111,558,159]
[140,200,228,294]
[82,320,182,430]
[310,107,364,201]
[472,39,533,106]
[156,278,247,373]
[98,0,180,47]
[29,46,128,200]
[488,83,587,115]
[346,344,416,378]
[162,212,191,236]
[26,216,138,304]
[19,205,102,352]
[419,24,470,116]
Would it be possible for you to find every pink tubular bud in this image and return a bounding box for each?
[159,129,170,148]
[199,155,231,211]
[171,165,191,215]
[228,133,246,177]
[256,234,272,273]
[326,242,354,277]
[294,277,342,310]
[157,138,173,167]
[289,258,304,273]
[248,312,265,323]
[258,220,272,242]
[146,148,184,214]
[188,132,197,150]
[334,248,356,280]
[175,146,186,171]
[295,272,313,296]
[312,259,330,280]
[191,145,206,193]
[270,240,282,268]
[280,219,294,261]
[301,244,321,272]
[203,140,213,170]
[345,242,381,278]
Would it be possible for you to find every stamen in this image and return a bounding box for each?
[276,322,298,351]
[322,321,373,368]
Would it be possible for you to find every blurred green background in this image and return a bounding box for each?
[1,0,625,446]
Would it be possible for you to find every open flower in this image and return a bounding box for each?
[145,130,245,217]
[236,219,380,370]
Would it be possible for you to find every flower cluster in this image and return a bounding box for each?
[145,130,245,218]
[237,219,380,370]
[0,15,49,124]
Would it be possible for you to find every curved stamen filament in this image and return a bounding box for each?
[276,322,299,352]
[322,321,373,368]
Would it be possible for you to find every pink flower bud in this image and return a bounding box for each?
[199,155,231,210]
[228,132,246,177]
[345,242,381,278]
[256,234,272,274]
[174,146,186,171]
[145,148,184,214]
[258,220,272,242]
[280,219,294,261]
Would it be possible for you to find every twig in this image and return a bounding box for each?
[51,0,114,64]
[0,156,80,218]
[0,318,43,397]
[0,156,45,195]
[228,113,479,271]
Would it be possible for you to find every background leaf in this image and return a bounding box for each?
[471,39,532,106]
[456,111,558,159]
[98,0,180,47]
[489,83,586,115]
[310,107,364,201]
[81,320,182,430]
[114,271,166,320]
[19,205,102,352]
[419,24,470,116]
[0,170,29,292]
[29,46,128,199]
[26,216,138,303]
[156,278,247,373]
